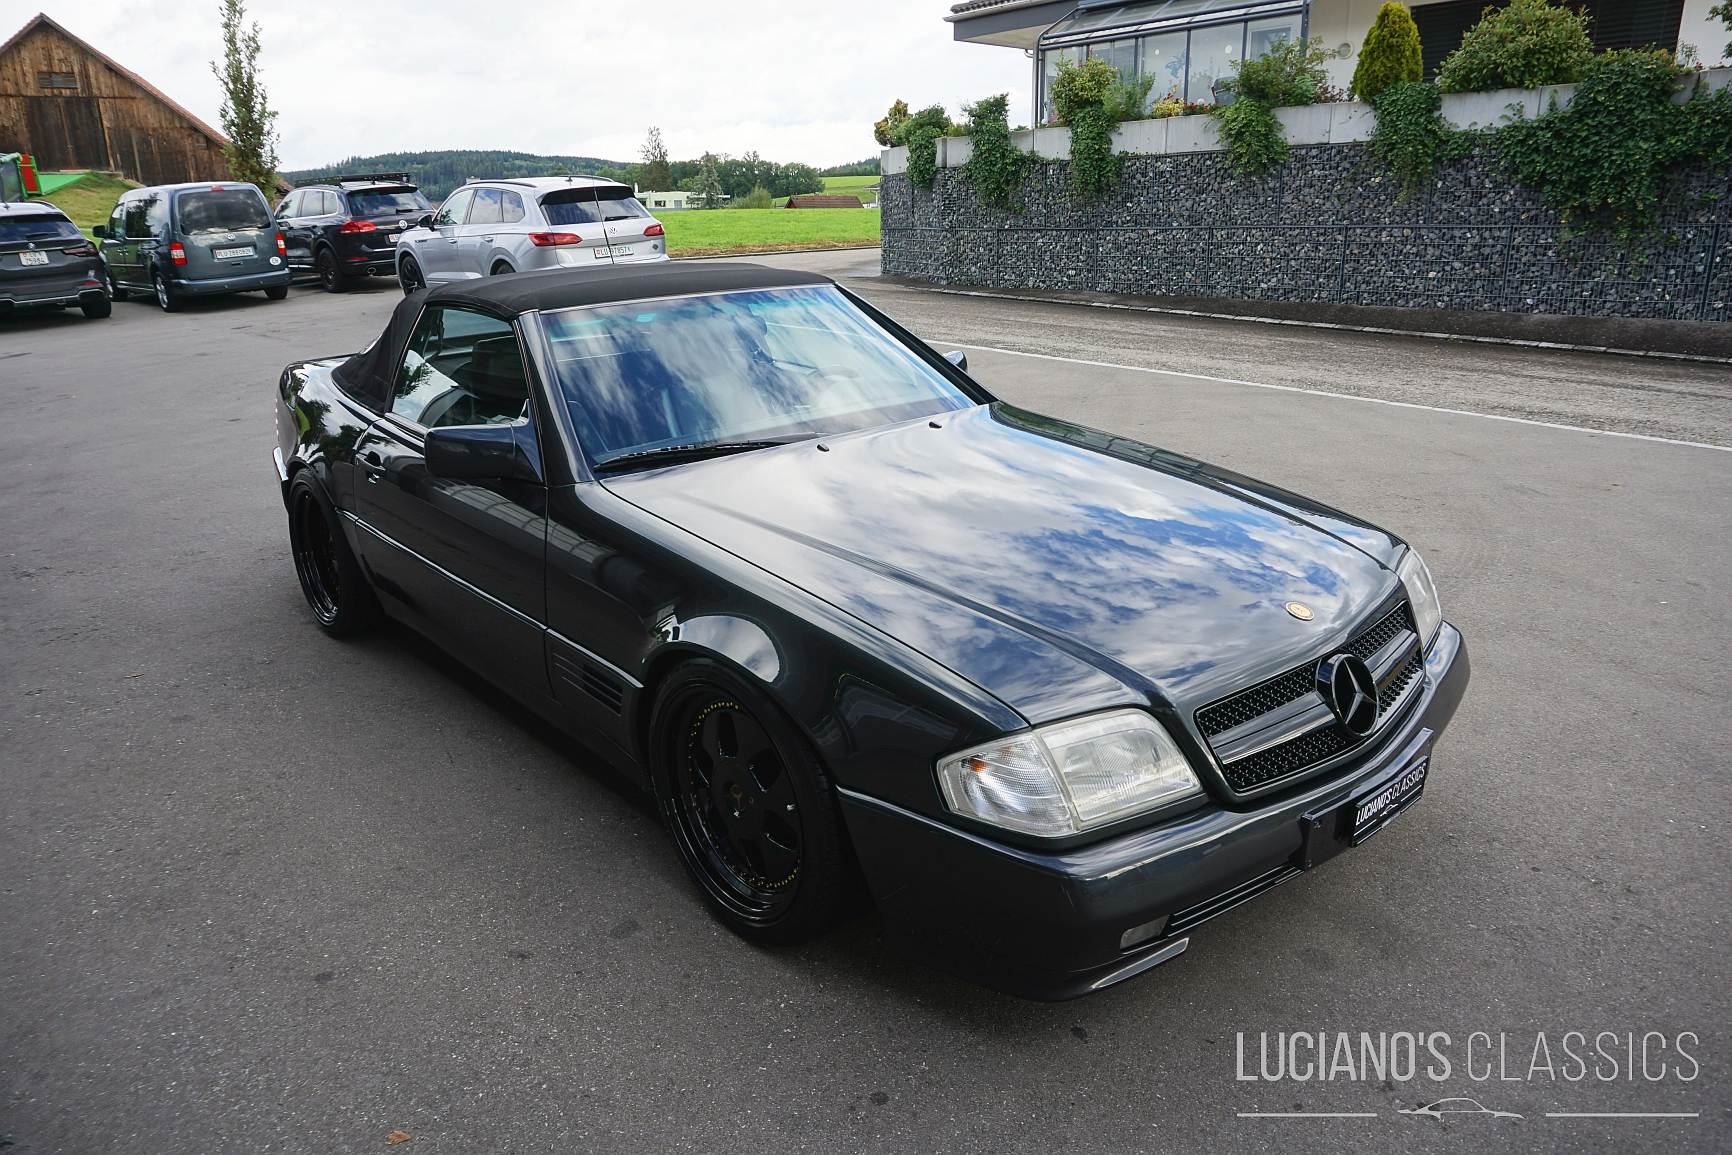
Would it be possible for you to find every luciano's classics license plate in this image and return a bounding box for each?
[213,246,255,260]
[19,250,50,266]
[1351,756,1428,845]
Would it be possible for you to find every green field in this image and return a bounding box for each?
[662,207,880,257]
[32,172,136,229]
[822,175,879,196]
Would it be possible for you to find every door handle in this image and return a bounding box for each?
[360,451,385,481]
[482,236,494,242]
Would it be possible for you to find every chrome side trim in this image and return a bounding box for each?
[1087,936,1190,992]
[272,446,289,482]
[340,510,542,633]
[547,629,643,689]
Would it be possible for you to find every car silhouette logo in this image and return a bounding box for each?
[1398,1097,1523,1120]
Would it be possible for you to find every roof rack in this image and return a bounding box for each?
[293,172,414,188]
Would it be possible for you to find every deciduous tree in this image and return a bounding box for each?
[210,0,279,191]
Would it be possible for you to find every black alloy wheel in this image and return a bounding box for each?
[152,270,181,313]
[650,661,862,945]
[286,474,376,637]
[316,248,349,293]
[398,255,424,295]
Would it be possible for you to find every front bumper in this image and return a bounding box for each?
[173,268,292,296]
[839,622,1470,1001]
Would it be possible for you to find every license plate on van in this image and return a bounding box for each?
[214,246,255,260]
[19,250,49,266]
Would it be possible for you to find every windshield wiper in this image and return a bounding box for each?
[594,435,815,474]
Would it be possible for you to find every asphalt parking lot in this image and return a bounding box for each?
[3,258,1729,1154]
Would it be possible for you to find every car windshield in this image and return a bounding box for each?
[348,189,430,216]
[545,286,974,467]
[0,214,82,243]
[542,186,651,225]
[177,189,274,233]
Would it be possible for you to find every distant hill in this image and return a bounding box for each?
[282,150,630,201]
[820,159,880,177]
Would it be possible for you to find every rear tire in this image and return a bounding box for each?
[81,296,112,319]
[648,660,864,946]
[152,270,181,313]
[316,249,349,293]
[490,261,515,276]
[264,284,289,300]
[287,473,377,638]
[398,255,424,295]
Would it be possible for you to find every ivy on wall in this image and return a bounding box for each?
[959,94,1031,211]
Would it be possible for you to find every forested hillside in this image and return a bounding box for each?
[282,150,629,201]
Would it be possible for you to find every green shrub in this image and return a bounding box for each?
[1436,0,1594,93]
[1495,49,1714,239]
[1711,2,1732,61]
[1351,3,1424,99]
[897,104,952,189]
[1106,70,1158,120]
[1368,80,1472,194]
[1214,37,1334,175]
[1050,57,1126,198]
[959,93,1031,211]
[732,186,773,209]
[873,100,910,148]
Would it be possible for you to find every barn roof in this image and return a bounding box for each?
[785,194,865,209]
[0,13,230,147]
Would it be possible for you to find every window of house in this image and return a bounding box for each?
[36,71,77,89]
[1139,31,1189,103]
[1247,15,1302,59]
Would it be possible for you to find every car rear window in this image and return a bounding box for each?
[0,214,83,244]
[541,186,650,225]
[177,189,274,233]
[348,188,431,216]
[544,285,972,466]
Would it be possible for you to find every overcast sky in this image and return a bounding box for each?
[3,1,1034,169]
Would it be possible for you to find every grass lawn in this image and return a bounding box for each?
[662,207,880,257]
[822,175,879,197]
[29,172,137,237]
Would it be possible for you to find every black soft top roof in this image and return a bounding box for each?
[333,262,835,409]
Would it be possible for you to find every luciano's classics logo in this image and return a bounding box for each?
[1399,1097,1523,1120]
[1235,1030,1700,1084]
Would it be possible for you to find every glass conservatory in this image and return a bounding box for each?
[1035,0,1310,121]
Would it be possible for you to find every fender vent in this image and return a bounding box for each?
[553,654,624,714]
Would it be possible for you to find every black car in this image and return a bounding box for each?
[275,174,432,293]
[0,200,110,318]
[274,263,1469,1000]
[96,182,290,311]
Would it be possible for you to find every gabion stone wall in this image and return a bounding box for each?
[880,145,1731,323]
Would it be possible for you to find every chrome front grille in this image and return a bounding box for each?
[1195,602,1426,794]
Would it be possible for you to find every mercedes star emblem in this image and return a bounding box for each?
[1285,601,1315,621]
[1317,653,1379,737]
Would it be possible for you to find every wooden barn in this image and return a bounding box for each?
[0,13,231,186]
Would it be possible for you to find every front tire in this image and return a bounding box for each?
[287,473,377,638]
[397,255,424,295]
[649,660,863,945]
[315,248,349,293]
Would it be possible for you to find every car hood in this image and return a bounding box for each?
[604,404,1403,727]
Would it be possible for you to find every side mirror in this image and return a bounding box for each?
[91,224,106,238]
[943,349,968,372]
[418,213,435,228]
[424,421,539,483]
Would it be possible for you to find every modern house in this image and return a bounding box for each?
[0,13,232,186]
[947,0,1726,121]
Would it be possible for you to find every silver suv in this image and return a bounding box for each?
[396,176,668,290]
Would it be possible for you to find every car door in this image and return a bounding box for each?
[101,199,135,286]
[277,190,314,270]
[352,302,550,700]
[457,187,502,277]
[412,187,472,283]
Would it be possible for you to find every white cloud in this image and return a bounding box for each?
[4,1,1034,168]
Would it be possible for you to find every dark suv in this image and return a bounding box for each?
[275,174,432,293]
[0,200,110,319]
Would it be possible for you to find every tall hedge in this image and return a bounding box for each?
[1350,3,1424,100]
[1437,0,1594,93]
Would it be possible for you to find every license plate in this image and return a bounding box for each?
[611,245,633,257]
[19,250,49,266]
[213,246,254,260]
[1350,755,1428,845]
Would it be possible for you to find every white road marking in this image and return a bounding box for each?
[1237,1112,1380,1118]
[945,343,1732,453]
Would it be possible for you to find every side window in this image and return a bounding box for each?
[501,191,525,223]
[313,190,335,215]
[122,196,148,238]
[146,193,170,236]
[468,188,503,226]
[391,307,530,430]
[433,188,474,227]
[276,190,300,216]
[108,203,126,236]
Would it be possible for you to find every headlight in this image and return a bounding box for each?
[937,709,1202,837]
[1397,548,1442,648]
